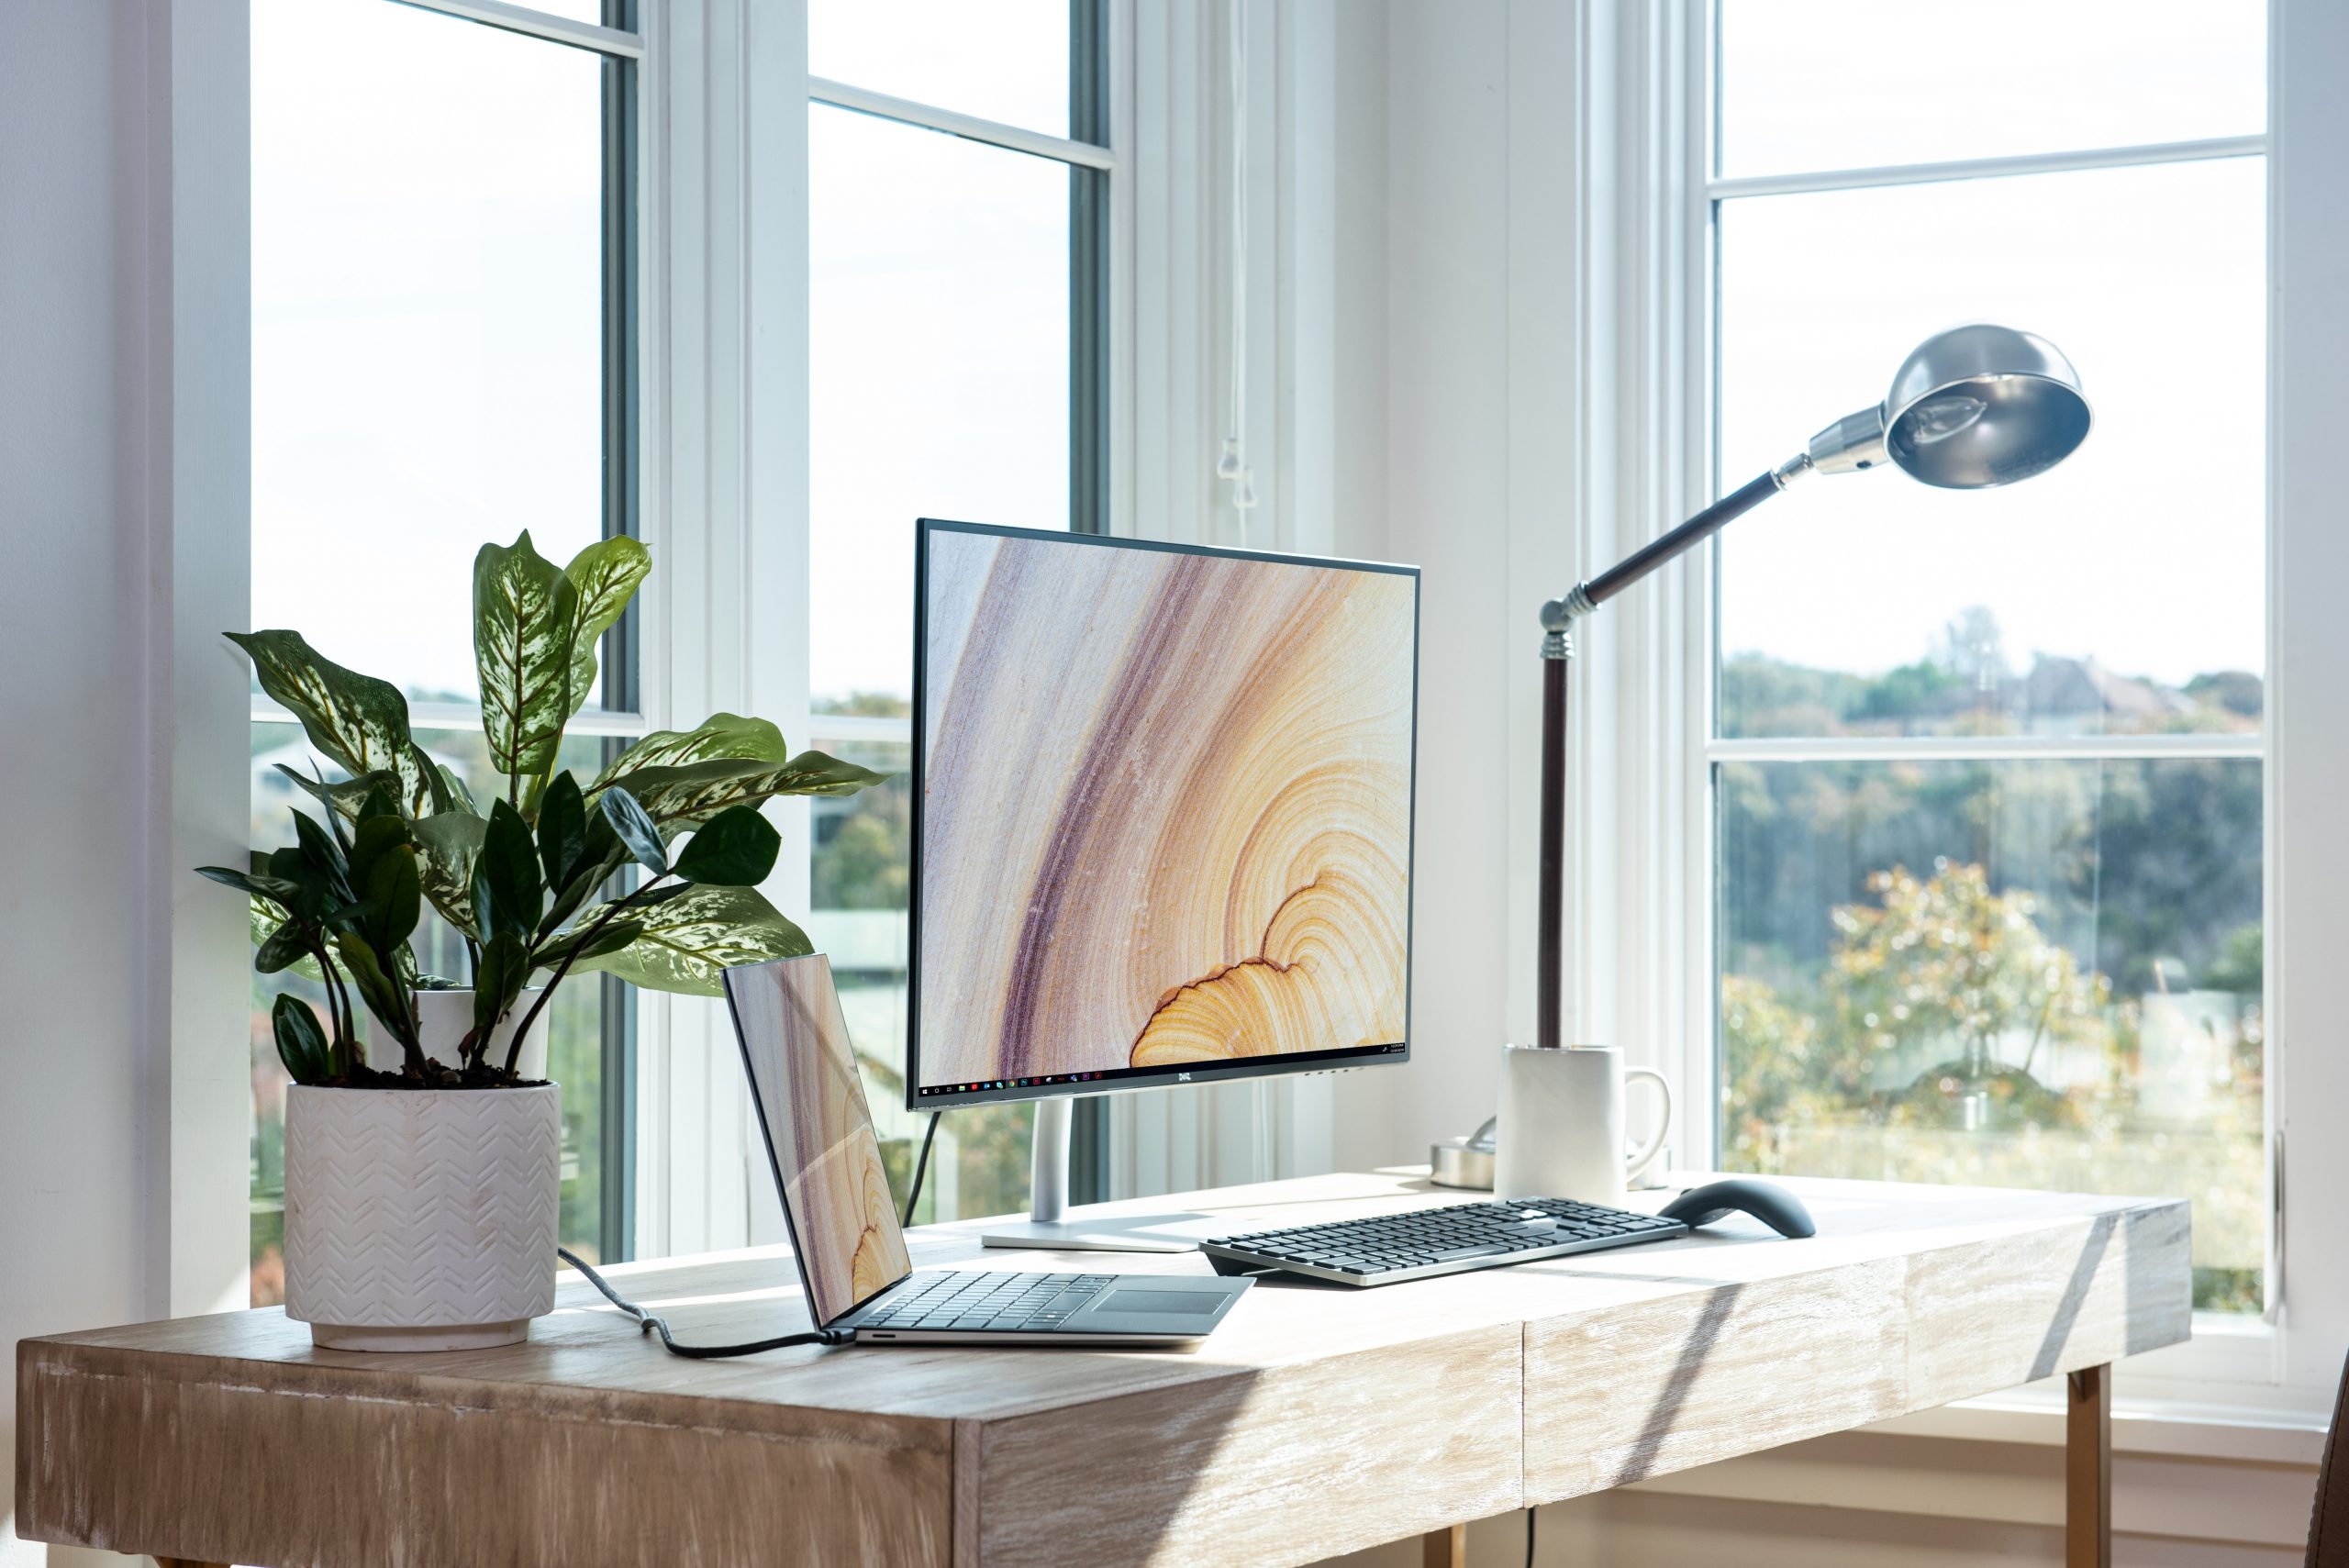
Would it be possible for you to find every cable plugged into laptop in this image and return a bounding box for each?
[560,1249,851,1357]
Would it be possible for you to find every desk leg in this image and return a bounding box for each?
[1419,1522,1466,1568]
[2066,1363,2111,1568]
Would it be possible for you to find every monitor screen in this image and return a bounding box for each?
[724,955,912,1328]
[909,520,1418,1108]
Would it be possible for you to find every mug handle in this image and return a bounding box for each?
[1622,1067,1673,1182]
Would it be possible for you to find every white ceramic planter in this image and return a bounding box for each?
[368,986,550,1079]
[282,1083,562,1351]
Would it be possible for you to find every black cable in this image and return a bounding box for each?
[1525,1505,1536,1568]
[560,1247,841,1357]
[903,1110,941,1228]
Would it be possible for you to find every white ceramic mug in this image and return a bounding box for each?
[1495,1043,1673,1205]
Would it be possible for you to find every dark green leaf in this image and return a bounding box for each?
[610,750,892,830]
[437,763,478,817]
[195,864,305,905]
[569,884,812,996]
[599,784,669,876]
[562,537,651,719]
[357,783,400,824]
[346,813,407,895]
[672,804,780,887]
[254,918,316,975]
[533,917,645,972]
[540,839,628,940]
[411,809,487,938]
[473,931,531,1036]
[271,994,330,1084]
[228,630,425,804]
[537,771,587,890]
[291,811,353,902]
[362,843,422,955]
[473,532,580,778]
[415,743,455,816]
[474,799,544,940]
[590,712,791,788]
[335,930,407,1041]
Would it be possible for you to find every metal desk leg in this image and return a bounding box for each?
[1420,1521,1467,1568]
[2067,1363,2112,1568]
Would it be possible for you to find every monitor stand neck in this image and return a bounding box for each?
[976,1095,1229,1253]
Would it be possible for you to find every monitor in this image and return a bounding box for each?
[908,518,1419,1112]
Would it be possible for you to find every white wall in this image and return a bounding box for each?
[1,3,249,1562]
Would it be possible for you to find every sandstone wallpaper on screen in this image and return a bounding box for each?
[918,530,1417,1086]
[728,956,911,1324]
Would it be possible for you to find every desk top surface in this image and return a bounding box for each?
[17,1171,2192,1568]
[27,1169,2182,1419]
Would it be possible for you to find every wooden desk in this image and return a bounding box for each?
[15,1171,2188,1568]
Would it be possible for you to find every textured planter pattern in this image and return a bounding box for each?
[283,1084,562,1351]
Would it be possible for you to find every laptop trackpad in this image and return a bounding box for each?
[1097,1289,1224,1316]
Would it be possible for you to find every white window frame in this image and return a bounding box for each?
[1581,0,2349,1418]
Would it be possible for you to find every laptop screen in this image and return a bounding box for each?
[723,955,914,1329]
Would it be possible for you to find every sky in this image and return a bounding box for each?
[251,0,2270,706]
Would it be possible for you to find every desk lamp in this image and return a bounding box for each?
[1533,322,2091,1049]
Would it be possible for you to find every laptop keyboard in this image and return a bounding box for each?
[858,1271,1119,1332]
[1201,1197,1687,1285]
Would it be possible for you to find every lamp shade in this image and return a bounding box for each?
[1807,323,2091,489]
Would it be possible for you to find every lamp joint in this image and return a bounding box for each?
[1540,584,1595,660]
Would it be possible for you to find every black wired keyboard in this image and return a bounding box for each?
[1199,1197,1689,1286]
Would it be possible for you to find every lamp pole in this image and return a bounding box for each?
[1533,454,1812,1050]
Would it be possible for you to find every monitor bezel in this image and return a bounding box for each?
[905,517,1419,1112]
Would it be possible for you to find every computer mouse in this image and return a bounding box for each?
[1660,1178,1816,1239]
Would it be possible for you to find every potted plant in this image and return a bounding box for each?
[201,531,885,1349]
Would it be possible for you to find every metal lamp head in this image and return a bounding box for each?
[1806,323,2091,489]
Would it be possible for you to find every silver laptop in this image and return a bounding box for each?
[722,954,1252,1347]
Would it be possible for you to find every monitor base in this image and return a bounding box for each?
[977,1211,1226,1253]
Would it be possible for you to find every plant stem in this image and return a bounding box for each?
[503,875,670,1075]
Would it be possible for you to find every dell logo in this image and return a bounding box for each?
[1177,1072,1192,1083]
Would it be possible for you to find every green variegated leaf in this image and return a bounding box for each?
[608,749,892,829]
[473,532,580,778]
[409,810,486,937]
[230,631,427,806]
[562,536,651,718]
[571,884,812,995]
[590,712,791,788]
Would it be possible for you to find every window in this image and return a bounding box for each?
[1709,2,2269,1311]
[806,0,1109,1219]
[247,0,642,1301]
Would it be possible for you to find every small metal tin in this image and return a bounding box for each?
[1430,1116,1497,1191]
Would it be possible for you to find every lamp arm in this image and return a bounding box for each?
[1531,451,1810,1051]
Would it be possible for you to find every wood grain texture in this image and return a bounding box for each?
[1521,1177,2192,1507]
[918,531,1417,1083]
[13,1172,2189,1568]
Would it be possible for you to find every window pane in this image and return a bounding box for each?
[245,724,612,1302]
[1717,158,2265,740]
[810,0,1071,139]
[252,0,604,699]
[1717,0,2265,177]
[1719,757,2264,1312]
[808,737,1032,1221]
[809,104,1072,708]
